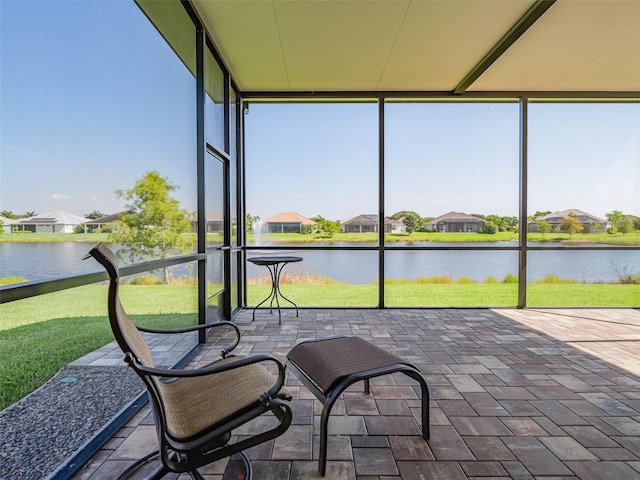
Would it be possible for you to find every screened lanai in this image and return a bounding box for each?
[0,0,639,479]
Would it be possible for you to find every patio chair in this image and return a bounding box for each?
[86,243,292,480]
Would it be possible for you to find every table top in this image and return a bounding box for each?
[248,256,303,266]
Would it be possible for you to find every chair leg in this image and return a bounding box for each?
[188,452,252,480]
[189,470,205,480]
[117,450,169,480]
[237,451,253,480]
[116,447,253,480]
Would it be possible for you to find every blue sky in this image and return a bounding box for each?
[245,101,640,221]
[2,1,639,222]
[1,1,196,215]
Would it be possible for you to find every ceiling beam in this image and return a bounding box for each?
[453,0,557,95]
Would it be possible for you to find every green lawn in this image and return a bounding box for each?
[2,230,638,245]
[0,284,198,410]
[247,231,640,245]
[0,232,111,243]
[247,283,639,307]
[1,277,637,410]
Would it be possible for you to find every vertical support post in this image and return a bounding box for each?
[518,97,528,308]
[223,74,232,321]
[378,98,385,309]
[196,24,207,341]
[240,100,248,309]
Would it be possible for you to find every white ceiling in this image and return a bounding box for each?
[192,0,640,94]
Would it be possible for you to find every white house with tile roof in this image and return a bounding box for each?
[0,216,18,233]
[17,210,90,233]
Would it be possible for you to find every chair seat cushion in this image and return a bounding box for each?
[159,356,276,439]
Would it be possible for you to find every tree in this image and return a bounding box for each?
[480,221,497,234]
[312,215,341,236]
[109,171,191,284]
[390,211,424,234]
[502,216,519,232]
[560,212,583,238]
[401,212,422,234]
[536,220,553,237]
[484,215,505,232]
[607,210,632,235]
[85,210,104,219]
[246,214,260,233]
[528,210,551,222]
[1,210,17,219]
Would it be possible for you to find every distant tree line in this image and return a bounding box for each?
[0,210,37,219]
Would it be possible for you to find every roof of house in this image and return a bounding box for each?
[84,210,131,224]
[342,214,402,225]
[263,211,316,225]
[342,214,378,225]
[425,211,485,225]
[531,209,607,224]
[19,210,89,225]
[0,216,18,225]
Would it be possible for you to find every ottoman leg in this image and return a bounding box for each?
[403,369,430,441]
[319,390,341,476]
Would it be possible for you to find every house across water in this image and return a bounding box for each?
[341,214,405,234]
[424,211,486,233]
[527,208,608,233]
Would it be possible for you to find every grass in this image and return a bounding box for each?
[2,230,638,245]
[1,276,637,410]
[0,232,111,243]
[246,280,639,307]
[0,284,198,409]
[248,230,640,245]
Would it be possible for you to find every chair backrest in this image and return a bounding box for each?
[89,243,154,367]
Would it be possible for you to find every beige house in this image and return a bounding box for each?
[262,211,316,233]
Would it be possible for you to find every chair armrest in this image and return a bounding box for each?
[137,320,241,356]
[126,353,287,399]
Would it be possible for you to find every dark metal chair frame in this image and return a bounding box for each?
[88,243,292,480]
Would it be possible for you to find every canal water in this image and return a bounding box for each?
[1,241,638,285]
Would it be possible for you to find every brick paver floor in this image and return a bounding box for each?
[73,308,640,479]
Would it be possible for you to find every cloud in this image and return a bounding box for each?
[51,193,71,201]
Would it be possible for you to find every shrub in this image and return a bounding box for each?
[619,274,640,285]
[536,274,578,284]
[502,273,518,283]
[125,275,163,285]
[456,277,476,284]
[480,222,497,234]
[484,277,499,284]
